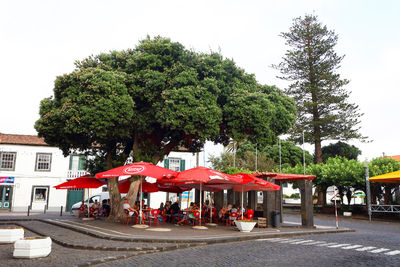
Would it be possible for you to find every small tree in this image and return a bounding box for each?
[274,14,365,163]
[369,157,400,204]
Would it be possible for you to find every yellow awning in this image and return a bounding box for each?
[369,170,400,183]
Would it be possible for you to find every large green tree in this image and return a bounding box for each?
[274,14,365,163]
[35,36,297,220]
[369,157,400,204]
[322,141,361,162]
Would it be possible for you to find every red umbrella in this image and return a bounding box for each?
[165,167,238,227]
[95,162,178,179]
[231,173,280,192]
[95,162,178,225]
[231,173,280,220]
[118,178,159,194]
[55,174,105,189]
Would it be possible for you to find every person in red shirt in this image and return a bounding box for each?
[244,206,254,220]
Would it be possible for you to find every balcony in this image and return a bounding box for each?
[67,170,89,179]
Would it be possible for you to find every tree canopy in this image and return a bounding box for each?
[322,141,361,162]
[35,36,297,220]
[274,14,365,163]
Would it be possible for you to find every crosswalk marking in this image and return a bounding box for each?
[317,242,337,247]
[342,245,363,250]
[356,246,376,251]
[385,250,400,256]
[290,240,314,245]
[255,238,399,256]
[327,243,351,248]
[303,241,326,246]
[370,248,390,254]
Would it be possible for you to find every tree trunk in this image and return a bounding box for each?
[345,190,352,206]
[315,140,322,164]
[105,153,123,222]
[384,186,391,204]
[126,176,141,207]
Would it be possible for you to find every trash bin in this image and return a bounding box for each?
[272,211,281,227]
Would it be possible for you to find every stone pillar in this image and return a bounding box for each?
[227,189,234,205]
[300,180,314,227]
[263,190,275,227]
[248,191,256,210]
[234,192,241,206]
[275,181,283,223]
[214,191,224,210]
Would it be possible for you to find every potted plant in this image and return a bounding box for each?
[0,226,24,243]
[235,219,257,232]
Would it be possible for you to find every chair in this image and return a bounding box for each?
[192,211,201,226]
[228,212,238,226]
[78,205,86,218]
[123,209,137,225]
[147,209,161,227]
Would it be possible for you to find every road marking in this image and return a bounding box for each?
[317,242,337,247]
[370,248,390,254]
[279,239,304,243]
[342,245,363,250]
[303,241,326,246]
[290,240,314,244]
[327,244,351,248]
[356,246,376,251]
[385,250,400,256]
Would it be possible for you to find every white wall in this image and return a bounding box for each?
[0,144,71,212]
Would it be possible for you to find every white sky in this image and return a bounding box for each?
[1,0,399,161]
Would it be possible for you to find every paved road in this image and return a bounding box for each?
[99,214,400,267]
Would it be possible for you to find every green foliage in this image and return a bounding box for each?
[274,14,365,163]
[322,141,361,162]
[368,157,400,203]
[261,140,313,168]
[36,36,297,173]
[290,193,300,199]
[209,151,275,172]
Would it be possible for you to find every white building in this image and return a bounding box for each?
[0,132,200,212]
[0,133,79,212]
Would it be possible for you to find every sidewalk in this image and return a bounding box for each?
[0,213,353,244]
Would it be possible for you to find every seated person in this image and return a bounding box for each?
[100,199,110,217]
[244,206,254,219]
[170,200,181,223]
[122,198,138,217]
[91,199,100,218]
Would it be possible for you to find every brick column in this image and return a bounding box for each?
[300,180,314,227]
[214,191,224,210]
[227,189,234,206]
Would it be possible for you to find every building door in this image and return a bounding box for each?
[66,189,84,211]
[0,186,13,210]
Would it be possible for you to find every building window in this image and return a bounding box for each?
[0,152,16,171]
[33,187,48,202]
[283,182,288,188]
[164,158,186,171]
[69,155,86,171]
[35,153,52,171]
[169,158,181,171]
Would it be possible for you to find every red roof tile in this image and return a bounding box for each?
[0,132,48,146]
[386,155,400,162]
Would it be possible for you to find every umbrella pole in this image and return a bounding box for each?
[199,183,202,226]
[210,192,212,223]
[140,178,143,224]
[241,185,244,220]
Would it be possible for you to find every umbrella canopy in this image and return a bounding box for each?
[231,173,280,192]
[95,162,178,180]
[55,174,106,189]
[118,178,159,193]
[168,166,236,185]
[369,170,400,183]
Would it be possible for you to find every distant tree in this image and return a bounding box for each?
[369,157,400,204]
[274,14,365,163]
[36,36,297,221]
[322,141,361,162]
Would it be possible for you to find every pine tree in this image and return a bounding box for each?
[274,14,365,163]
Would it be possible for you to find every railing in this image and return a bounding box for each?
[67,170,89,179]
[371,205,400,213]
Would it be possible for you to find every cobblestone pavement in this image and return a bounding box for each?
[16,221,184,250]
[94,214,400,267]
[0,228,138,267]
